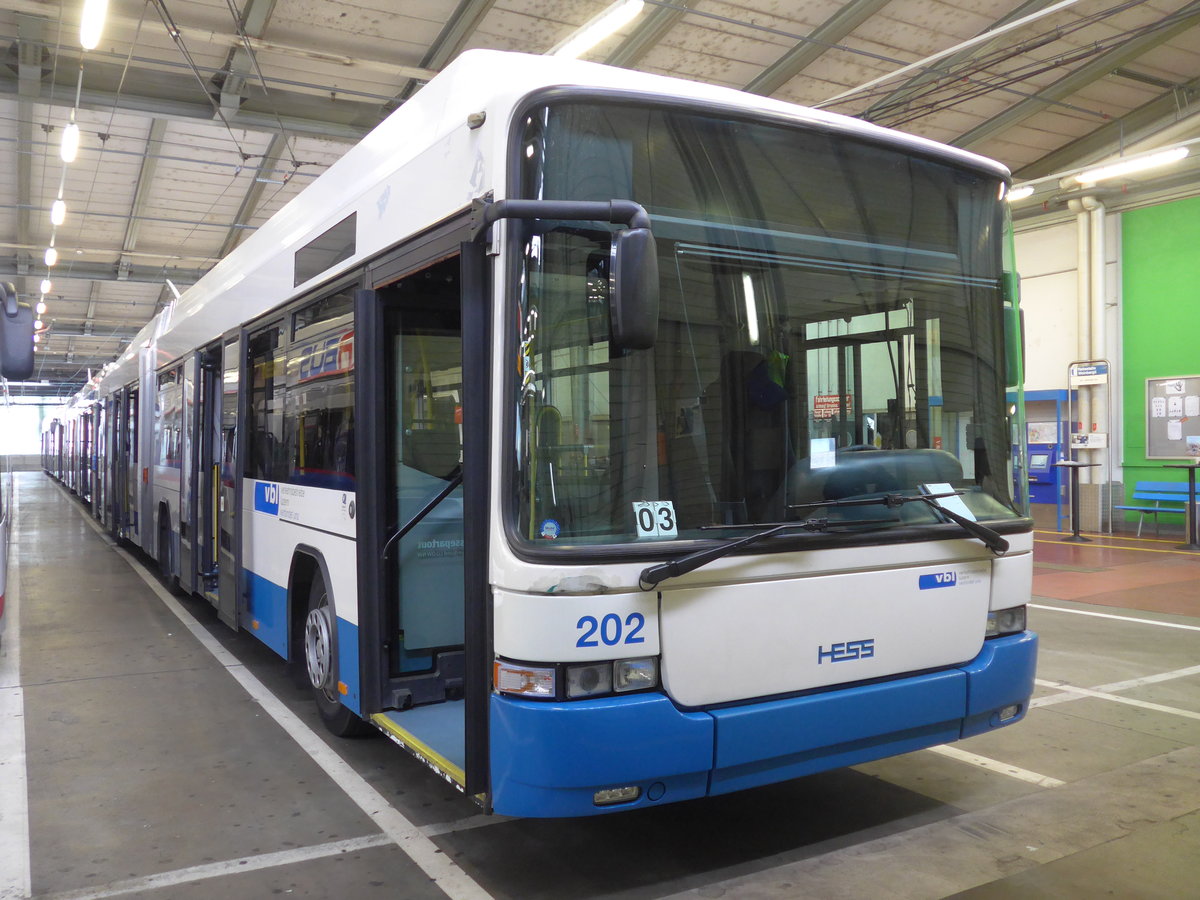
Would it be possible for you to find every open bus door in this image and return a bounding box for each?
[216,335,240,628]
[356,220,490,804]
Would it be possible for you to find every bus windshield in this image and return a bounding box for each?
[512,100,1020,550]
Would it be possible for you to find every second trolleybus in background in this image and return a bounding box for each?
[61,50,1036,817]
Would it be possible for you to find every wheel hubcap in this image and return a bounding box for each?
[305,600,334,696]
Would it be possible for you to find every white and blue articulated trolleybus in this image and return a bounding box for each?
[86,50,1036,817]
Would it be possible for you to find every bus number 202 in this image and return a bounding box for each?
[576,613,646,648]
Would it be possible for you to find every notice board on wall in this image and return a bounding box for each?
[1146,375,1200,459]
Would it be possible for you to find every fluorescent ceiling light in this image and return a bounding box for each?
[50,199,66,226]
[1075,147,1189,185]
[40,278,52,294]
[1006,185,1034,202]
[44,246,58,267]
[60,122,80,162]
[80,0,109,51]
[551,0,644,59]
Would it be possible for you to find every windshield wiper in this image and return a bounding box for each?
[638,516,896,590]
[791,490,1010,555]
[637,491,1010,591]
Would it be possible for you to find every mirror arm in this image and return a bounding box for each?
[472,198,651,236]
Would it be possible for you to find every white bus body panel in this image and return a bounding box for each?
[242,480,358,626]
[660,560,991,708]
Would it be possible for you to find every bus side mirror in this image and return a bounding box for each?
[1,282,35,381]
[610,227,659,350]
[1000,271,1023,388]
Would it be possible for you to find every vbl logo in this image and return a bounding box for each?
[817,638,875,664]
[255,481,280,515]
[919,571,957,590]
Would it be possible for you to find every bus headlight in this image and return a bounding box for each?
[614,657,659,693]
[986,606,1026,638]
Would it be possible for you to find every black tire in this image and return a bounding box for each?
[304,572,370,737]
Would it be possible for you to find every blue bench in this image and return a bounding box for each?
[1113,481,1190,536]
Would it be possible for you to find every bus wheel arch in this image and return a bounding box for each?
[289,549,369,737]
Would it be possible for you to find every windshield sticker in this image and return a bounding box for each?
[810,437,836,469]
[633,501,677,539]
[921,482,977,521]
[538,519,561,540]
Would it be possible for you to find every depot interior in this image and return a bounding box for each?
[3,4,1200,899]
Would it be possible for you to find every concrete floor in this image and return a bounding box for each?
[2,471,1198,899]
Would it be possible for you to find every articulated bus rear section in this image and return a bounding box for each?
[78,51,1035,818]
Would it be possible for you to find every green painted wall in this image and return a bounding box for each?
[1122,194,1200,497]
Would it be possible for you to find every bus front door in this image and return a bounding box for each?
[357,231,489,802]
[215,336,240,628]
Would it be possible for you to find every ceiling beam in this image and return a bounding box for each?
[605,0,699,69]
[0,70,374,141]
[1017,76,1200,178]
[861,0,1061,121]
[744,0,892,97]
[953,0,1200,150]
[4,1,437,83]
[218,131,289,259]
[0,258,202,286]
[218,0,279,113]
[390,0,498,107]
[119,119,169,281]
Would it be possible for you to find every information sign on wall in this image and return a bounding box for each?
[1145,375,1200,459]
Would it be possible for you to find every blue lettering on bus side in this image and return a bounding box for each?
[919,571,957,589]
[254,481,280,515]
[817,638,875,664]
[298,332,354,382]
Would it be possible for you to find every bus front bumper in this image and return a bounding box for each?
[489,630,1038,817]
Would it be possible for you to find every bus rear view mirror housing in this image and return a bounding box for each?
[474,198,660,351]
[0,282,35,381]
[611,227,659,351]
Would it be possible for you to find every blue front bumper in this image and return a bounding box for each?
[489,630,1038,817]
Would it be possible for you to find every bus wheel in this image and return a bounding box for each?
[304,572,370,737]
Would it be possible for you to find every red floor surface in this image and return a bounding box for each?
[1033,530,1200,616]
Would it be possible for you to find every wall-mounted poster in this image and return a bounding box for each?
[1146,375,1200,459]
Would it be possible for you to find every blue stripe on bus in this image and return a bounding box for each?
[244,569,288,658]
[488,631,1038,817]
[337,618,361,715]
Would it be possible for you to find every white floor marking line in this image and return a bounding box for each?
[70,499,493,900]
[0,481,30,900]
[1094,663,1200,693]
[1030,602,1200,632]
[925,745,1066,788]
[1033,679,1200,721]
[41,834,393,900]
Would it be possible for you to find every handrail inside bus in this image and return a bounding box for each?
[379,466,464,561]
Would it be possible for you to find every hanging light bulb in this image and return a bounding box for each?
[80,0,109,51]
[36,300,47,315]
[33,333,40,344]
[61,122,81,163]
[40,278,52,294]
[51,199,66,225]
[45,245,58,267]
[35,319,44,330]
